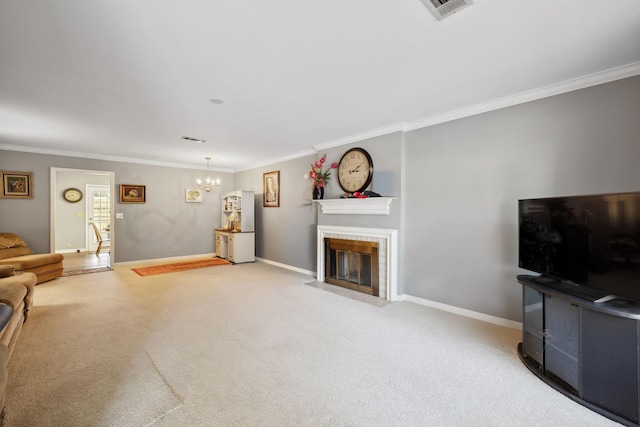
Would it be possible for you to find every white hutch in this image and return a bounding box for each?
[215,190,255,264]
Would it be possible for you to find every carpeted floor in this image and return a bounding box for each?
[4,261,618,426]
[6,350,181,426]
[304,280,391,307]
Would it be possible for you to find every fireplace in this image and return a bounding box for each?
[316,225,398,301]
[325,238,379,296]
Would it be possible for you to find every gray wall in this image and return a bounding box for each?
[0,152,234,261]
[404,75,640,321]
[234,132,403,273]
[234,157,319,270]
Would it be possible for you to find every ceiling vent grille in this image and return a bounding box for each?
[420,0,473,20]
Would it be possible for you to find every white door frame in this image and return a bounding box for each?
[50,167,115,267]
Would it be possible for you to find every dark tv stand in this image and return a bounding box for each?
[518,275,640,426]
[527,275,617,303]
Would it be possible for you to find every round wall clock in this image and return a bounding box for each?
[337,147,374,193]
[63,188,83,203]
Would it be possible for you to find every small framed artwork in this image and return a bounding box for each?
[0,171,33,199]
[185,188,203,203]
[263,170,280,207]
[120,184,146,204]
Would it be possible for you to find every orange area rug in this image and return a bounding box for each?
[131,258,231,276]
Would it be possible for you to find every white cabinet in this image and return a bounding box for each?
[215,232,228,259]
[216,190,255,263]
[228,232,255,264]
[221,190,254,232]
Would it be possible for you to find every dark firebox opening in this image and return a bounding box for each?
[325,238,379,296]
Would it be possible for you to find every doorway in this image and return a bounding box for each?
[50,168,115,271]
[86,184,111,254]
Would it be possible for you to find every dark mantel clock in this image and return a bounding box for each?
[337,147,374,194]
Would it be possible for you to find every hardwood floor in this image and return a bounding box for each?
[63,251,111,271]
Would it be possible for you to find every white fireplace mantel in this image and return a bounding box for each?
[313,197,395,215]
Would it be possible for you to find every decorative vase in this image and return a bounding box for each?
[313,186,324,200]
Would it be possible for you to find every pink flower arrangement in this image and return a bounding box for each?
[306,154,338,189]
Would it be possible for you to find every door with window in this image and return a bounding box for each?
[86,185,111,253]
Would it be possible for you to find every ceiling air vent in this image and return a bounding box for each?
[181,136,208,144]
[420,0,473,20]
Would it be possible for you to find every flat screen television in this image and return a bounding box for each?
[518,192,640,303]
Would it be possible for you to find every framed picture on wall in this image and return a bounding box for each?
[119,184,146,203]
[263,170,280,207]
[0,171,33,198]
[185,188,203,203]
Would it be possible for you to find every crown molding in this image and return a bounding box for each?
[236,123,410,172]
[242,61,640,170]
[0,143,234,173]
[4,62,639,173]
[312,122,409,152]
[234,147,318,172]
[405,61,640,131]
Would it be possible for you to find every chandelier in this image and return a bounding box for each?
[196,157,221,192]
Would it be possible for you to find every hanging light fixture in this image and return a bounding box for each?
[196,157,221,192]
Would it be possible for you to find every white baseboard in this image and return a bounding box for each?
[401,294,522,330]
[255,257,315,277]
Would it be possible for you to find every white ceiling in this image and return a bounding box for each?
[1,0,640,172]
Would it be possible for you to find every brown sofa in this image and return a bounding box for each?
[0,233,64,284]
[0,266,36,412]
